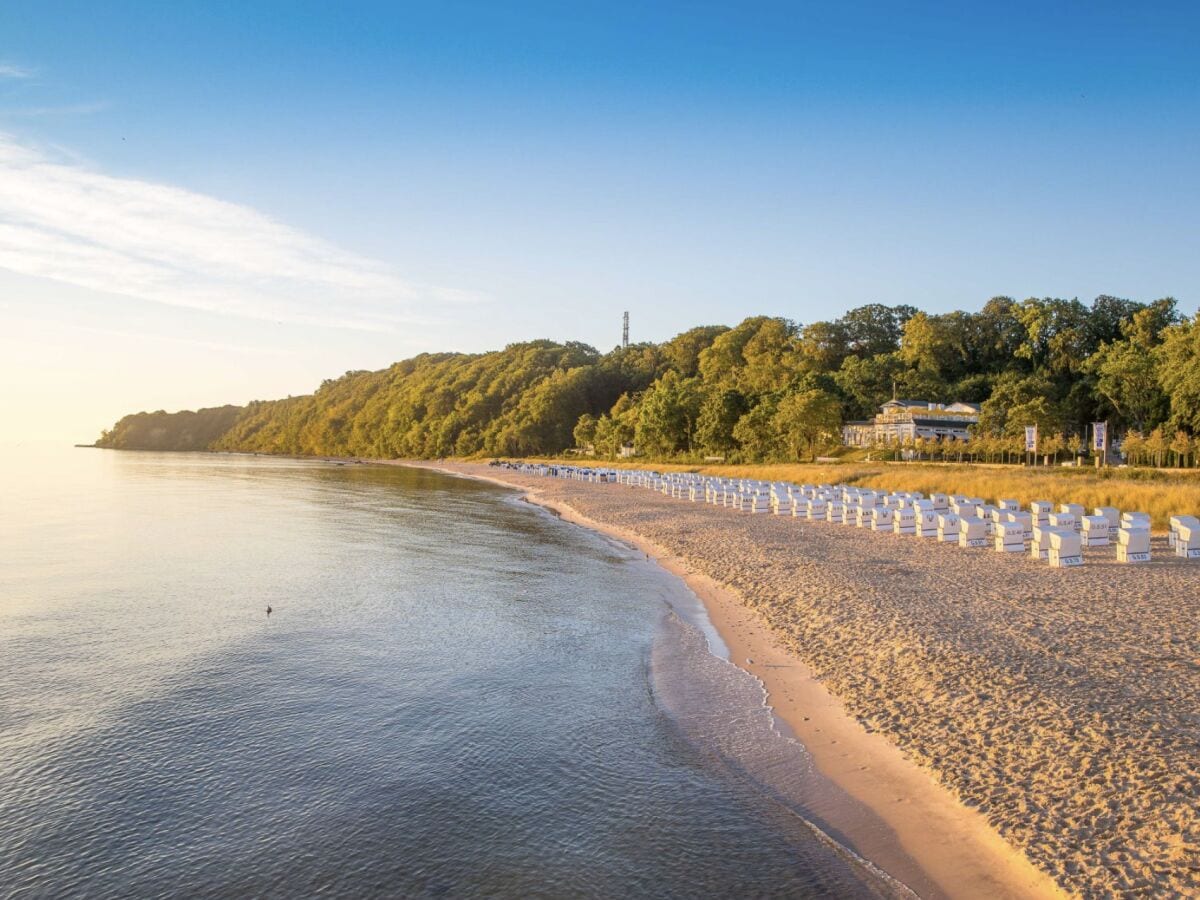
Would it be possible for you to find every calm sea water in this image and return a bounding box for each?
[0,448,906,898]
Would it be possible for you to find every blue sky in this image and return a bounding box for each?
[1,1,1198,440]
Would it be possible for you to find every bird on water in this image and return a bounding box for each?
[267,605,272,617]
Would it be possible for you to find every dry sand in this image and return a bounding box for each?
[414,461,1200,899]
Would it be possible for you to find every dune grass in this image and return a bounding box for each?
[516,457,1200,530]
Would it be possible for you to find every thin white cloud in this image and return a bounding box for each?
[0,63,34,79]
[2,312,293,357]
[0,133,485,330]
[0,101,111,117]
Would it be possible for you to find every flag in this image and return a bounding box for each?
[1093,422,1107,451]
[1025,425,1038,452]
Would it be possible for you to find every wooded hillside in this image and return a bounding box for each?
[95,295,1200,464]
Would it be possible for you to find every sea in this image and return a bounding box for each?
[0,448,910,898]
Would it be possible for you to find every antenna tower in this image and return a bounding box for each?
[622,311,629,348]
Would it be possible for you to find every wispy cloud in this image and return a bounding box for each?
[0,101,110,117]
[0,133,485,330]
[0,63,34,79]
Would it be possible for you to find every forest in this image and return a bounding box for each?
[94,295,1200,466]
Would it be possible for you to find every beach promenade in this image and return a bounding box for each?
[428,461,1199,899]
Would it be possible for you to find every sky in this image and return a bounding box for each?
[1,1,1198,442]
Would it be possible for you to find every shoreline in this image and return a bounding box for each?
[402,460,1063,900]
[82,448,1195,894]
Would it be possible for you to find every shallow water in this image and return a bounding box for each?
[0,448,905,898]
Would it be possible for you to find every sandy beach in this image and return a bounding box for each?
[412,461,1199,899]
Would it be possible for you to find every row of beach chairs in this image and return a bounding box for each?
[494,463,1200,569]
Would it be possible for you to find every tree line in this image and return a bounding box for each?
[94,405,244,452]
[95,295,1200,466]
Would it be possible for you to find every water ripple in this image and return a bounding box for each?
[0,449,900,898]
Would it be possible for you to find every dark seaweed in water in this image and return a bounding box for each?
[0,449,905,898]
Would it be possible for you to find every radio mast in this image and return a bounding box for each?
[622,311,629,348]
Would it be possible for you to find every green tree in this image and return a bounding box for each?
[899,311,971,382]
[796,319,850,373]
[731,400,780,462]
[634,371,703,456]
[741,318,802,392]
[1005,397,1065,442]
[592,416,624,457]
[694,388,748,454]
[976,372,1060,437]
[573,414,598,450]
[839,303,918,357]
[1170,430,1194,468]
[1014,297,1094,375]
[1121,430,1145,466]
[833,353,905,419]
[969,296,1026,373]
[1040,431,1066,465]
[1157,316,1200,433]
[1144,426,1169,467]
[594,394,639,457]
[1087,295,1145,347]
[1083,300,1177,433]
[660,325,729,377]
[1124,297,1179,346]
[773,389,842,461]
[1085,339,1164,433]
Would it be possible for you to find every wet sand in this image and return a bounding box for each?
[412,461,1200,899]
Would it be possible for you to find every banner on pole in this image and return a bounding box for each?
[1025,425,1038,453]
[1093,421,1107,452]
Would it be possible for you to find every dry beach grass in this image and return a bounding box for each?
[443,461,1200,898]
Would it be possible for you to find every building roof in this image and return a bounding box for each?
[911,417,973,429]
[880,399,980,416]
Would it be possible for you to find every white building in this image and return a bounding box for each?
[843,399,980,447]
